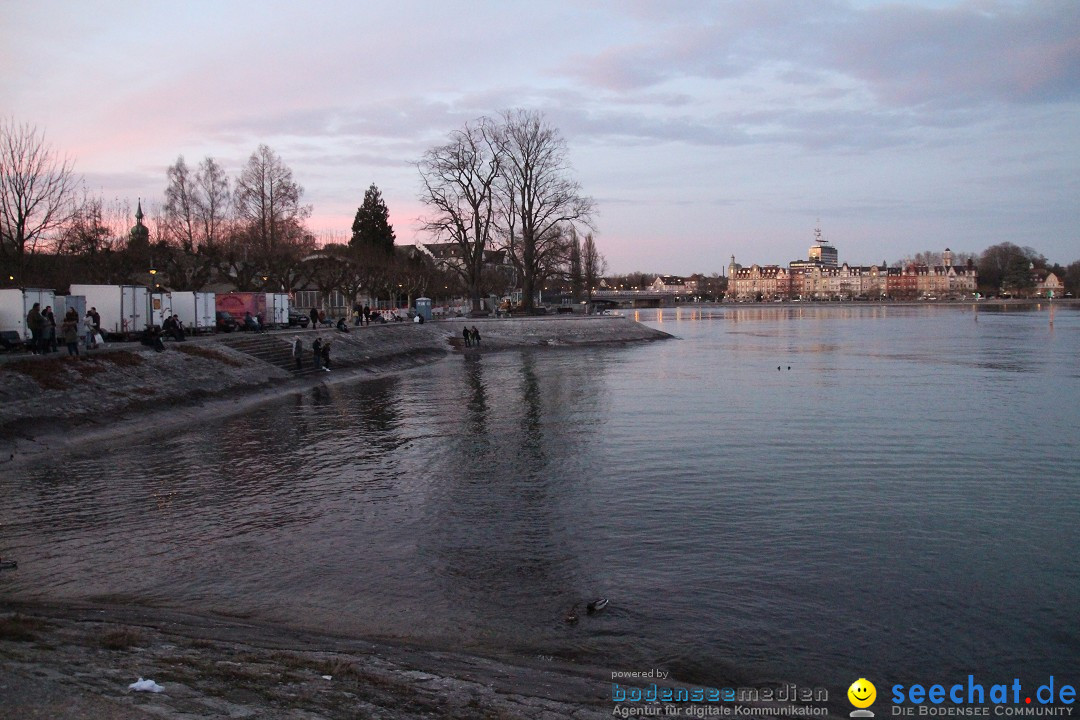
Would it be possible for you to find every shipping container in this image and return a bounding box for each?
[69,284,150,336]
[0,288,57,340]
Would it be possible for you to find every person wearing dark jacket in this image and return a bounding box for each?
[26,303,44,354]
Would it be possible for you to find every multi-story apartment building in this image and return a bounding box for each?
[727,239,976,301]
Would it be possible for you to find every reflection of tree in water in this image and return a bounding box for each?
[518,352,545,466]
[464,354,488,437]
[417,351,596,642]
[350,378,401,437]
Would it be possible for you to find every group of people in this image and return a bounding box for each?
[352,304,374,326]
[462,325,481,348]
[293,335,331,372]
[242,311,265,333]
[310,307,334,328]
[161,314,186,341]
[25,303,102,356]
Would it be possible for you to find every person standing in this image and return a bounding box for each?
[363,305,371,326]
[292,336,304,370]
[89,307,102,336]
[471,326,481,347]
[61,309,80,356]
[26,302,44,354]
[312,337,323,370]
[43,306,57,352]
[462,326,471,347]
[82,311,96,351]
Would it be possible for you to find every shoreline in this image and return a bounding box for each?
[0,315,671,470]
[0,599,614,719]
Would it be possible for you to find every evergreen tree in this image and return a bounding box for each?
[350,183,395,254]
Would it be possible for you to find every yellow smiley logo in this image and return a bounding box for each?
[848,678,876,708]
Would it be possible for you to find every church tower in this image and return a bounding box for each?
[129,199,150,246]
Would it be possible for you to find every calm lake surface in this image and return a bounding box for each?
[3,304,1079,690]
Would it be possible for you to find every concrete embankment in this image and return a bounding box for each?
[0,315,669,466]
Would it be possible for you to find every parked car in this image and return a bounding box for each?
[287,309,309,328]
[216,310,238,333]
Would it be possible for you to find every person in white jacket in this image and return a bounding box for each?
[82,311,97,350]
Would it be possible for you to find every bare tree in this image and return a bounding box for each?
[57,193,140,284]
[196,156,231,248]
[163,156,199,252]
[417,117,503,313]
[0,119,77,282]
[568,228,584,299]
[495,109,593,312]
[581,232,607,304]
[232,144,311,289]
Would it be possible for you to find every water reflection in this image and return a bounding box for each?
[518,353,545,465]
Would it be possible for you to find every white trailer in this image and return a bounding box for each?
[69,284,150,336]
[57,294,87,322]
[149,291,170,327]
[0,288,57,340]
[161,291,216,332]
[268,292,290,327]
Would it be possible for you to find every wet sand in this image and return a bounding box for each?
[0,600,612,719]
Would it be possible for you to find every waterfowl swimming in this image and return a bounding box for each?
[564,606,579,624]
[586,598,608,614]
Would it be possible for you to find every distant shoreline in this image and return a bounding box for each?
[662,297,1075,308]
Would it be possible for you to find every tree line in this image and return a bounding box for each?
[1,112,608,310]
[4,115,1075,303]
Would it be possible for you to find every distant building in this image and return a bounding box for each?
[650,275,698,295]
[1033,270,1064,298]
[420,242,512,276]
[727,233,976,301]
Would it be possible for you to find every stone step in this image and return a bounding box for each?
[219,334,339,376]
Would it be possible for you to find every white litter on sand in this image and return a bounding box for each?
[128,678,164,693]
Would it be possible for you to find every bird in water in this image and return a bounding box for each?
[564,606,579,624]
[586,598,609,615]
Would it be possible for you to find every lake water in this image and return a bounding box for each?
[3,303,1078,694]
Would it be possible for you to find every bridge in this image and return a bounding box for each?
[591,290,680,308]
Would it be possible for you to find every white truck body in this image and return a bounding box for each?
[69,284,150,335]
[57,294,87,322]
[158,291,216,331]
[0,288,57,340]
[149,291,170,327]
[268,292,290,327]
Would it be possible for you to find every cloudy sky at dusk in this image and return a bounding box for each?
[3,0,1078,274]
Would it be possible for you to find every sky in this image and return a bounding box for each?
[3,0,1078,275]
